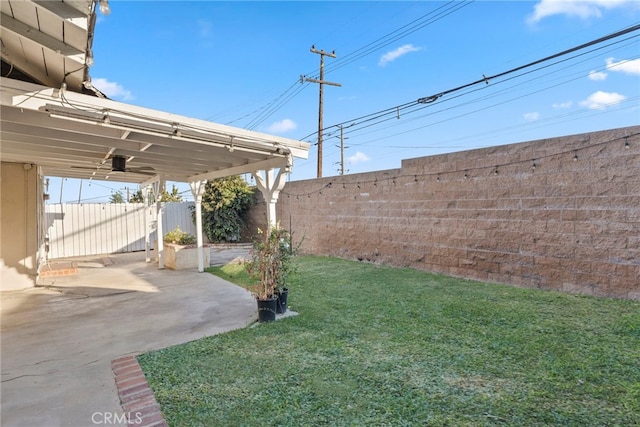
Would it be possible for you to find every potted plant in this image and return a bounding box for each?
[245,227,282,322]
[273,227,301,314]
[246,225,301,322]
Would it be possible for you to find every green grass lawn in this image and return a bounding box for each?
[138,256,639,426]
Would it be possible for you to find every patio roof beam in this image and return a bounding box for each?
[188,156,290,183]
[2,121,248,171]
[5,79,308,159]
[0,12,84,56]
[33,0,92,20]
[42,105,293,159]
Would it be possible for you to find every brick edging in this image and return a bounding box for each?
[111,355,168,427]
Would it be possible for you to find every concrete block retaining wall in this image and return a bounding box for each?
[250,126,640,299]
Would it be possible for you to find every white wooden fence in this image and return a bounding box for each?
[45,202,195,259]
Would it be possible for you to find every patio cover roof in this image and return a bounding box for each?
[1,0,309,185]
[1,0,308,272]
[1,77,309,185]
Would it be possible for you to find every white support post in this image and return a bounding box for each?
[143,185,152,263]
[190,180,207,273]
[252,161,289,231]
[153,177,166,269]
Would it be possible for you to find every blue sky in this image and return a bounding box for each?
[48,0,639,203]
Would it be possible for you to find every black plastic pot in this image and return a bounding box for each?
[257,296,278,322]
[276,288,289,314]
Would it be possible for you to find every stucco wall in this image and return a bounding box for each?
[1,162,40,290]
[262,126,640,299]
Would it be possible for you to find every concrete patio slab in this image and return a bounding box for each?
[208,243,252,266]
[1,251,256,427]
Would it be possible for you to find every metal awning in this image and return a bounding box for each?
[1,77,309,184]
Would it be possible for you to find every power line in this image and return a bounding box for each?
[314,43,638,170]
[244,80,308,130]
[323,68,638,167]
[293,94,639,175]
[324,0,475,75]
[225,1,475,130]
[300,23,640,142]
[341,38,639,145]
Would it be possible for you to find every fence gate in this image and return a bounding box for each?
[45,202,195,259]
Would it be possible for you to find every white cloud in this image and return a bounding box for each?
[91,78,133,100]
[266,118,296,134]
[606,57,640,75]
[524,112,540,121]
[580,91,626,109]
[527,0,636,24]
[378,44,422,67]
[552,101,573,109]
[347,151,371,165]
[588,70,607,81]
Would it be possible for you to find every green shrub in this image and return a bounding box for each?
[163,226,196,245]
[196,176,254,243]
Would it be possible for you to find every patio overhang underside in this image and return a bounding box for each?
[0,77,310,185]
[1,0,96,95]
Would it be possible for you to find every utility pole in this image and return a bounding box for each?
[303,45,341,178]
[336,125,349,175]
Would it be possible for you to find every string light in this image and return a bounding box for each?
[99,0,111,15]
[280,133,637,199]
[85,49,94,67]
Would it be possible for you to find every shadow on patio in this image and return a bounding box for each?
[1,250,255,427]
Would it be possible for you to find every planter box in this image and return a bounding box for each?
[164,243,211,270]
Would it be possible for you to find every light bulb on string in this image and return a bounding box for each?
[99,0,111,15]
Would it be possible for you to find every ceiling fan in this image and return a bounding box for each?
[71,155,156,176]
